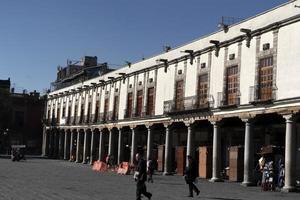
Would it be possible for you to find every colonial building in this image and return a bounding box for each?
[0,79,45,155]
[43,1,300,192]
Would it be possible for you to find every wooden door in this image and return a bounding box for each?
[104,98,109,121]
[259,57,273,101]
[136,90,143,117]
[94,101,99,122]
[198,74,208,107]
[175,80,184,111]
[127,93,133,117]
[226,65,238,105]
[113,96,119,120]
[147,87,154,115]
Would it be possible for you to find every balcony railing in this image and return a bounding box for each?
[217,92,240,108]
[249,85,277,103]
[163,95,211,114]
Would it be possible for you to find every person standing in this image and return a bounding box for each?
[184,155,200,197]
[135,152,152,200]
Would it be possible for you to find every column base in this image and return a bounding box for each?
[282,186,297,193]
[163,172,173,176]
[209,177,223,182]
[241,181,256,187]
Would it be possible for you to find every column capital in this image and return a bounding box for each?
[129,124,137,130]
[282,114,295,122]
[163,122,172,128]
[208,117,222,125]
[145,123,154,129]
[240,114,256,123]
[183,119,195,127]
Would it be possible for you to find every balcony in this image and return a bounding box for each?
[217,92,240,108]
[249,85,277,104]
[123,109,132,119]
[163,95,211,115]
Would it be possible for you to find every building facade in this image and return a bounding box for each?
[0,79,45,155]
[43,1,300,192]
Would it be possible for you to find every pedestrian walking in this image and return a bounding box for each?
[184,155,200,198]
[134,152,152,200]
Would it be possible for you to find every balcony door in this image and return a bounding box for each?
[198,74,208,107]
[103,98,109,121]
[175,80,184,111]
[127,92,133,118]
[226,65,238,105]
[136,90,143,117]
[146,87,154,116]
[259,57,273,101]
[113,96,119,120]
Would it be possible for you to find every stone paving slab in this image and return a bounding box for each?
[0,158,299,200]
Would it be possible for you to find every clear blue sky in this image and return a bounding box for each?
[0,0,287,93]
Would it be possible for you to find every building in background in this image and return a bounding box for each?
[51,56,114,91]
[0,78,45,155]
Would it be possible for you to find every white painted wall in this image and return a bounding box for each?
[240,40,256,104]
[277,21,300,100]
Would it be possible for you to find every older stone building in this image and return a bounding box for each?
[43,1,300,192]
[0,79,45,155]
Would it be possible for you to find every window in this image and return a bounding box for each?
[126,92,133,118]
[103,98,109,121]
[79,104,84,123]
[198,74,208,107]
[94,101,99,123]
[136,90,143,117]
[146,87,155,116]
[86,102,91,123]
[112,96,119,120]
[175,80,184,111]
[226,65,239,105]
[259,57,273,101]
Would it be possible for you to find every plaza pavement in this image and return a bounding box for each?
[0,158,299,200]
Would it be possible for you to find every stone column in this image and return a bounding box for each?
[53,130,59,159]
[146,125,154,162]
[59,131,65,159]
[186,122,195,165]
[42,127,47,157]
[48,130,53,158]
[242,118,255,186]
[63,131,68,160]
[282,114,297,192]
[130,127,137,166]
[108,128,114,157]
[82,130,88,164]
[89,131,95,165]
[210,121,223,182]
[69,130,74,161]
[117,128,123,165]
[98,129,104,161]
[76,131,81,163]
[164,124,173,175]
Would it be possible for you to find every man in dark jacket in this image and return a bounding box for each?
[135,152,152,200]
[184,155,200,197]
